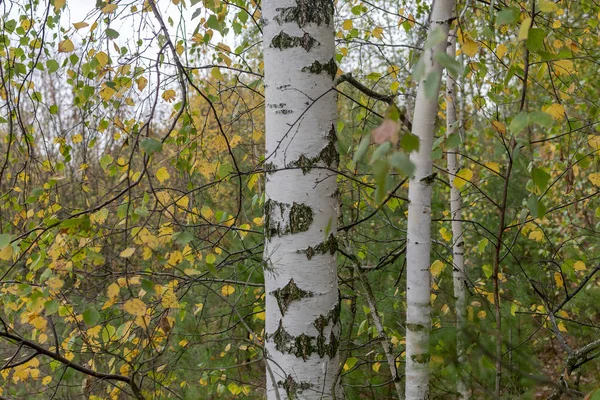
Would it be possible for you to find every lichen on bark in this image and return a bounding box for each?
[298,233,337,260]
[272,278,313,315]
[287,125,338,174]
[271,31,319,52]
[265,200,314,238]
[274,0,333,27]
[279,375,313,399]
[301,58,337,79]
[271,310,339,360]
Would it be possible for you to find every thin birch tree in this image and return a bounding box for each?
[405,2,456,399]
[446,31,469,399]
[262,0,342,398]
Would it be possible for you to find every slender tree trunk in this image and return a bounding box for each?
[405,2,455,399]
[263,0,342,398]
[446,31,469,400]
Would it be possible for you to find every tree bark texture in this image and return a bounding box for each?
[263,0,342,398]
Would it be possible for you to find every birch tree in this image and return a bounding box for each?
[262,0,342,398]
[405,2,456,399]
[446,31,469,399]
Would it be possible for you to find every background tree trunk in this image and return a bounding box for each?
[446,31,469,400]
[263,0,342,398]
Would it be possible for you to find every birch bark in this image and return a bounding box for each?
[405,2,456,399]
[263,0,342,398]
[446,32,469,399]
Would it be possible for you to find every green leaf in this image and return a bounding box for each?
[509,112,529,134]
[528,111,554,128]
[444,132,461,149]
[373,159,390,202]
[175,230,194,245]
[424,70,441,99]
[526,28,546,52]
[528,196,547,218]
[370,142,392,164]
[46,59,60,73]
[424,26,446,50]
[400,132,420,153]
[106,28,120,39]
[435,51,463,77]
[207,15,220,30]
[353,135,371,164]
[496,7,520,25]
[0,234,11,249]
[532,167,551,191]
[45,299,60,316]
[388,151,415,176]
[83,307,100,325]
[141,279,156,295]
[140,137,163,154]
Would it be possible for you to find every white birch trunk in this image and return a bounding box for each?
[405,2,455,399]
[263,0,341,398]
[446,32,468,400]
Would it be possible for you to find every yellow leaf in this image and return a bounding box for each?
[0,244,13,261]
[372,26,383,39]
[343,357,358,371]
[136,76,148,91]
[554,59,574,75]
[439,227,452,241]
[184,268,201,276]
[42,376,52,385]
[557,321,567,332]
[211,67,223,81]
[253,216,264,226]
[554,272,564,287]
[206,253,216,264]
[95,51,109,67]
[462,39,479,57]
[119,247,136,258]
[107,282,120,299]
[201,206,213,220]
[99,85,115,101]
[539,0,559,12]
[496,44,507,59]
[176,43,184,56]
[343,19,353,30]
[528,230,543,242]
[123,299,147,316]
[176,196,189,209]
[72,134,83,144]
[162,89,176,102]
[589,173,600,186]
[161,288,180,308]
[431,260,445,277]
[46,276,64,290]
[156,167,170,183]
[485,162,500,173]
[58,39,74,53]
[73,21,89,30]
[372,362,381,372]
[588,135,600,150]
[518,17,532,41]
[221,285,235,296]
[453,169,473,189]
[21,19,32,30]
[544,103,565,120]
[101,3,118,14]
[54,0,66,12]
[491,120,506,135]
[573,261,586,271]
